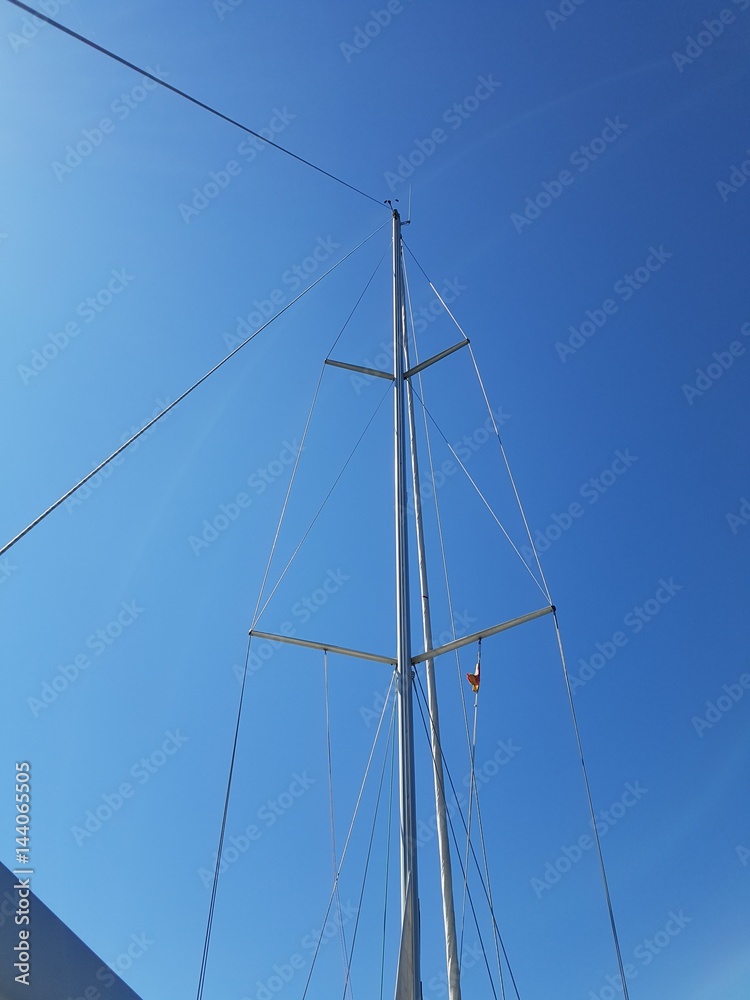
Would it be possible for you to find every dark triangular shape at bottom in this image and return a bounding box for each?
[0,862,143,1000]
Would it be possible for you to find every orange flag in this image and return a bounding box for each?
[466,659,480,694]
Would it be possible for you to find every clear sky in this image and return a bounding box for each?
[1,0,749,998]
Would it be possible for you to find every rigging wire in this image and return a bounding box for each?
[404,262,508,995]
[405,245,631,996]
[251,364,326,629]
[403,240,552,603]
[378,721,396,1000]
[402,241,471,342]
[401,243,548,600]
[552,611,632,1000]
[403,256,468,1000]
[339,699,397,1000]
[402,260,476,816]
[459,644,480,962]
[410,677,502,1000]
[466,343,553,605]
[195,634,254,1000]
[300,670,397,1000]
[409,387,549,602]
[0,220,389,561]
[326,244,390,358]
[324,652,354,1000]
[3,0,386,208]
[463,646,508,1000]
[252,379,392,627]
[412,675,523,1000]
[251,244,390,628]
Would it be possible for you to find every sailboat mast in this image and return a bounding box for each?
[392,206,421,1000]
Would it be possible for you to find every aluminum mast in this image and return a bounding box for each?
[391,206,421,1000]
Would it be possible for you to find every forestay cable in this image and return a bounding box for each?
[0,221,389,561]
[4,0,386,208]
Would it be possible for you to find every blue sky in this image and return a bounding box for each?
[1,0,749,997]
